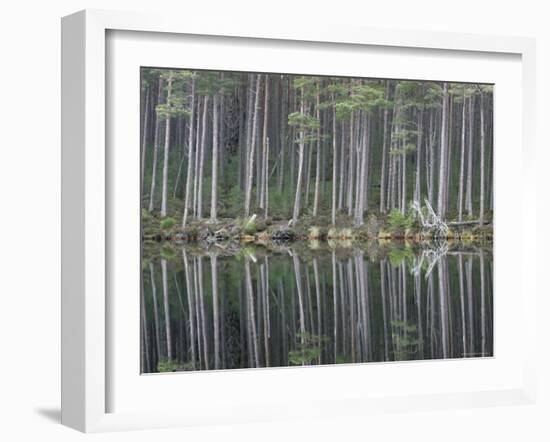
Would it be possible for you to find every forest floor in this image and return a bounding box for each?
[142,210,493,249]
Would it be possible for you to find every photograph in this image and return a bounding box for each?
[140,68,493,374]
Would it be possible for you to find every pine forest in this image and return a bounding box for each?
[140,68,493,373]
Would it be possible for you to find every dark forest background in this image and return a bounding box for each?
[141,69,493,229]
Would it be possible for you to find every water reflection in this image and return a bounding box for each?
[141,242,493,373]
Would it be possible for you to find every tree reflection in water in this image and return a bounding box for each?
[141,242,493,373]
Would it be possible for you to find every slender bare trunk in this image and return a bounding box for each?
[210,253,220,368]
[292,87,306,224]
[265,137,270,218]
[244,259,259,367]
[260,77,270,210]
[244,75,262,217]
[192,98,201,216]
[313,84,322,216]
[479,91,486,226]
[347,113,355,216]
[161,259,172,359]
[457,93,467,221]
[210,91,219,221]
[160,72,173,217]
[437,83,449,218]
[182,76,195,227]
[197,95,209,219]
[149,263,161,361]
[415,109,423,202]
[148,77,164,212]
[182,250,196,368]
[331,96,338,224]
[380,82,390,213]
[466,95,474,216]
[141,86,150,184]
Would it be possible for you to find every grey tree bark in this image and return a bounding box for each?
[182,76,195,227]
[210,91,220,222]
[244,74,262,217]
[437,83,449,218]
[161,258,172,360]
[479,90,486,226]
[141,86,150,184]
[457,93,467,221]
[148,77,164,212]
[313,83,322,217]
[292,88,306,224]
[197,95,209,219]
[160,72,173,217]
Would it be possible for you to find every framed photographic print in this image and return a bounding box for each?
[62,9,537,433]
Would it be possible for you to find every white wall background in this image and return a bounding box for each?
[0,1,547,440]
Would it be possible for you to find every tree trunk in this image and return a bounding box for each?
[260,77,270,211]
[414,109,423,203]
[149,262,161,362]
[210,253,220,369]
[427,110,435,206]
[313,83,322,217]
[292,88,306,224]
[182,76,195,227]
[479,91,486,226]
[141,86,150,184]
[161,259,172,360]
[437,83,449,218]
[244,74,262,217]
[160,72,173,217]
[338,121,346,210]
[197,95,209,219]
[210,91,219,221]
[380,83,390,213]
[466,95,474,216]
[347,113,355,216]
[265,137,270,218]
[192,97,201,216]
[182,249,196,369]
[331,96,338,224]
[148,77,164,212]
[457,93,467,221]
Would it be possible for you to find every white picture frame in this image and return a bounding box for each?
[61,9,537,433]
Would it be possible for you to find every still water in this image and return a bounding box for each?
[141,242,493,373]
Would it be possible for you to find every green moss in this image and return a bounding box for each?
[160,217,176,230]
[157,358,184,372]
